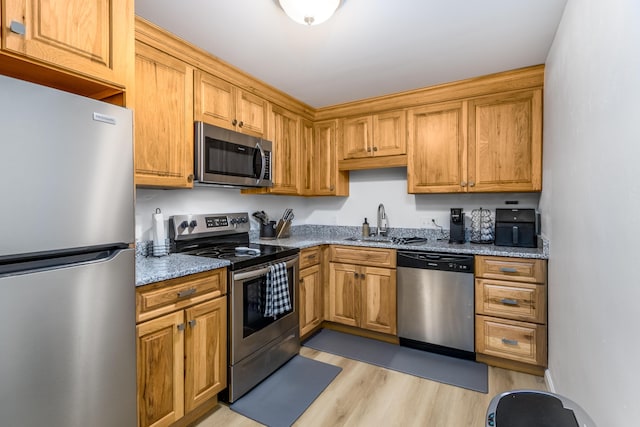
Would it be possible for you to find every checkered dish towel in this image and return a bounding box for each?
[264,262,291,318]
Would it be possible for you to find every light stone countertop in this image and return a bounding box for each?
[135,225,548,287]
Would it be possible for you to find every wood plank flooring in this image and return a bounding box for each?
[196,346,547,427]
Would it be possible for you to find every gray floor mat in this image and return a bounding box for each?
[303,329,488,393]
[230,355,342,427]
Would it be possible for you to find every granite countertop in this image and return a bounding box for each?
[136,225,548,287]
[254,225,549,260]
[256,235,548,259]
[136,254,230,287]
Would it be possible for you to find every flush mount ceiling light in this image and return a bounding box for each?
[278,0,342,26]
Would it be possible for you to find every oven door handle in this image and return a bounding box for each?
[233,257,297,281]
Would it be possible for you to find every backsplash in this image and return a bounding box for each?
[135,168,540,242]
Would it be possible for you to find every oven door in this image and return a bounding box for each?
[229,255,299,364]
[195,122,272,187]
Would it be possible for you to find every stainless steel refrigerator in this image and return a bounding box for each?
[0,75,136,427]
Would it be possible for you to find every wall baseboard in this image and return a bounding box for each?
[544,368,556,392]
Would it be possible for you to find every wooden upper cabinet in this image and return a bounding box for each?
[340,110,407,170]
[300,119,349,196]
[342,115,373,159]
[468,89,542,192]
[134,41,194,188]
[408,101,467,193]
[300,119,315,195]
[194,70,268,137]
[268,104,300,194]
[313,120,349,196]
[1,0,132,96]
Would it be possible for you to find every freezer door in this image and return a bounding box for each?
[0,248,136,427]
[0,75,134,258]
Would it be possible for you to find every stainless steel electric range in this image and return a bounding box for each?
[169,212,300,403]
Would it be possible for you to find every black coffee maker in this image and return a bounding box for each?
[449,208,465,243]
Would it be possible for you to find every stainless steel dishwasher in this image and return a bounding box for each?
[397,251,475,360]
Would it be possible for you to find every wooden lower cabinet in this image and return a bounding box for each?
[474,256,547,374]
[299,247,323,337]
[136,270,227,427]
[328,246,397,336]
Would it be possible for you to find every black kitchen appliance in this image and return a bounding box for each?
[494,209,538,248]
[449,208,465,244]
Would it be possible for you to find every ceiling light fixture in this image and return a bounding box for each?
[278,0,342,26]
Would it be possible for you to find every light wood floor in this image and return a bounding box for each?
[196,346,547,427]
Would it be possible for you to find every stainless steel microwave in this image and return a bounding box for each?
[195,122,273,188]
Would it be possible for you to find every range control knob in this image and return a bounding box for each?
[180,220,189,229]
[189,220,197,228]
[240,217,248,223]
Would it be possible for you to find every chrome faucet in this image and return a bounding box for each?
[377,203,388,236]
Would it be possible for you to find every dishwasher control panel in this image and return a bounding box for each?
[397,251,474,273]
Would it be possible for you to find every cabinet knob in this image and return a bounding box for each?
[460,181,467,187]
[9,20,26,35]
[232,119,238,126]
[469,181,475,187]
[373,146,378,152]
[239,121,244,128]
[329,185,335,191]
[177,323,186,331]
[187,174,194,183]
[367,147,372,152]
[188,319,197,328]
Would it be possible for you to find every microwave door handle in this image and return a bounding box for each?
[255,141,266,184]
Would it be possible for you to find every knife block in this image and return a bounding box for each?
[275,220,291,239]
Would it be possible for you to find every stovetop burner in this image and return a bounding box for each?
[169,212,299,270]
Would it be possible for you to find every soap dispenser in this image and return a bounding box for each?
[362,218,370,237]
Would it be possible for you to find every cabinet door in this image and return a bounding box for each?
[194,70,236,131]
[236,89,268,137]
[2,0,131,87]
[468,89,542,192]
[134,42,194,188]
[269,105,300,194]
[328,263,359,327]
[373,110,406,157]
[360,266,397,335]
[184,297,227,412]
[300,119,315,195]
[299,264,323,336]
[342,115,372,159]
[314,120,349,196]
[137,311,185,427]
[407,101,467,193]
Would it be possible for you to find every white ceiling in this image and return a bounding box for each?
[135,0,567,108]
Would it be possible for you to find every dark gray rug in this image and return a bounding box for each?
[229,355,341,427]
[303,329,488,393]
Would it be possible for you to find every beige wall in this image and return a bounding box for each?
[539,0,640,425]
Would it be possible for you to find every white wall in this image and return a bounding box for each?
[539,0,640,425]
[136,168,539,240]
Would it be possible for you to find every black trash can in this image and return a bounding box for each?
[486,390,596,427]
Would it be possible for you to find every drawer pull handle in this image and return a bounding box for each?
[177,288,196,298]
[500,267,518,273]
[500,298,518,306]
[308,254,317,259]
[501,338,518,346]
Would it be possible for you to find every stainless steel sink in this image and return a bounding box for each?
[343,237,393,243]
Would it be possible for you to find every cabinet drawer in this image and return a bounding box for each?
[300,246,322,269]
[475,278,546,324]
[475,315,547,366]
[475,256,546,283]
[330,245,396,268]
[136,269,226,323]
